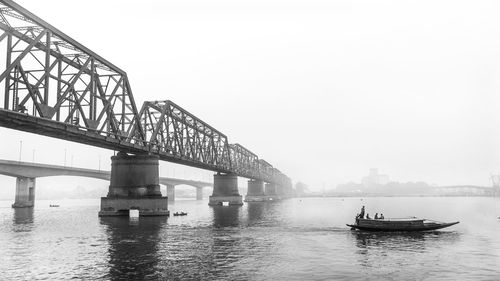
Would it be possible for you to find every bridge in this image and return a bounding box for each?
[0,159,217,206]
[434,185,500,196]
[0,0,293,216]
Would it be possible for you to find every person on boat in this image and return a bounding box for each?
[374,213,379,219]
[380,213,384,219]
[359,206,365,219]
[366,213,371,219]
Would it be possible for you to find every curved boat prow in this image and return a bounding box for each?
[422,220,460,231]
[440,221,459,228]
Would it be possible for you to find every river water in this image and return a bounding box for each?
[1,197,499,280]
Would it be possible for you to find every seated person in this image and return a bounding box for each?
[374,213,379,219]
[380,213,385,219]
[366,213,371,219]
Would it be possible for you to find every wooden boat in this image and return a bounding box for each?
[347,217,459,231]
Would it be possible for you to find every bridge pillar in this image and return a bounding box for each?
[494,186,500,197]
[208,173,243,206]
[265,183,280,201]
[99,153,169,216]
[166,184,175,202]
[245,179,267,202]
[196,187,203,200]
[276,185,286,199]
[12,177,36,208]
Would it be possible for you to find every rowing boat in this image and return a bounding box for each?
[347,217,459,231]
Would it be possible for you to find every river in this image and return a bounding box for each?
[1,197,499,280]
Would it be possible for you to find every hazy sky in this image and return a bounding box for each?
[1,0,500,192]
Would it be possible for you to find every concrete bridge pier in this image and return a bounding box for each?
[12,177,36,208]
[196,187,203,200]
[245,179,267,202]
[99,152,169,216]
[208,173,243,206]
[166,184,175,202]
[282,186,293,198]
[265,183,280,201]
[276,185,287,199]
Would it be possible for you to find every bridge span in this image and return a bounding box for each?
[0,1,293,215]
[0,159,221,206]
[434,185,500,196]
[0,159,291,207]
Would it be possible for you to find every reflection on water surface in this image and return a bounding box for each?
[0,197,499,280]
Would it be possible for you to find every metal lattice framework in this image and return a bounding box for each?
[229,143,260,180]
[258,159,273,182]
[129,100,232,172]
[0,0,290,186]
[0,1,141,141]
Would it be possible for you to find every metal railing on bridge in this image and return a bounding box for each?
[0,0,290,186]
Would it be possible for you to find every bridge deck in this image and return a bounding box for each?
[0,159,212,187]
[0,109,230,173]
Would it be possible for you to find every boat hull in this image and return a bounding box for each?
[346,221,459,232]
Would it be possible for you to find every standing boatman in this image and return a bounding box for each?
[360,206,365,219]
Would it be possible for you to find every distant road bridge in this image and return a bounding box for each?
[435,185,499,196]
[0,159,213,206]
[0,1,293,215]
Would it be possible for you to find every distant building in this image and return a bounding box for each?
[362,168,389,187]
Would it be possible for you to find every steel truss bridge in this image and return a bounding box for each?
[0,0,291,187]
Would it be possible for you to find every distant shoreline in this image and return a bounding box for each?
[1,195,497,201]
[297,194,498,198]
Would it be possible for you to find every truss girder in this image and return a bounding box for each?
[0,0,290,185]
[0,0,143,142]
[229,143,260,180]
[129,100,232,172]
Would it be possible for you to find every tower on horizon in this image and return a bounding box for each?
[362,168,389,187]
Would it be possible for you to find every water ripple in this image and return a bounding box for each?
[1,197,499,280]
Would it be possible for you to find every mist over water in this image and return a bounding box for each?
[1,197,499,280]
[1,1,500,280]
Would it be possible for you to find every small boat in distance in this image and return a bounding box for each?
[173,212,188,216]
[49,204,59,207]
[347,217,459,232]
